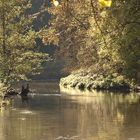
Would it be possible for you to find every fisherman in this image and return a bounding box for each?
[20,84,30,96]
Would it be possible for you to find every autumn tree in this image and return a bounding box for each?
[45,0,140,84]
[0,0,48,86]
[99,0,140,82]
[43,0,91,71]
[44,0,111,70]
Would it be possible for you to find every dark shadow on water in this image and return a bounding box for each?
[21,95,29,105]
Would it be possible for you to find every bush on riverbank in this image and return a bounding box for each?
[0,83,14,109]
[0,83,10,108]
[60,70,136,91]
[0,83,7,97]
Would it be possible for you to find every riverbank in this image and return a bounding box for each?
[0,83,16,108]
[60,70,139,92]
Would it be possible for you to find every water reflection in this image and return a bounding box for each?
[0,83,140,140]
[21,95,29,104]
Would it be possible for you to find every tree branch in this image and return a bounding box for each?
[90,0,108,47]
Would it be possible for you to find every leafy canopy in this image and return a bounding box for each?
[0,0,49,85]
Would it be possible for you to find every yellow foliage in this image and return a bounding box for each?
[98,0,112,7]
[53,0,59,7]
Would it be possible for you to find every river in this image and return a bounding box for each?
[0,82,140,140]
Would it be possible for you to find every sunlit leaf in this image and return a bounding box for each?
[98,0,112,7]
[53,0,59,7]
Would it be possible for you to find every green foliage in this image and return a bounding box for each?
[45,0,93,69]
[0,0,49,85]
[100,0,140,82]
[60,71,131,90]
[47,0,140,85]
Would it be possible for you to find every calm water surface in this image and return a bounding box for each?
[0,82,140,140]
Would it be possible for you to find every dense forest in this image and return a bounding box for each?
[0,0,50,89]
[43,0,140,90]
[0,0,140,92]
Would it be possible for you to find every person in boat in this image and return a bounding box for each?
[20,84,30,96]
[20,84,30,104]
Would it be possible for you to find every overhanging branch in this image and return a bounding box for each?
[90,0,108,47]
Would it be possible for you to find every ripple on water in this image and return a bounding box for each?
[20,110,36,115]
[31,93,61,97]
[18,118,26,121]
[56,135,79,140]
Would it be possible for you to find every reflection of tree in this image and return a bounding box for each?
[0,111,6,140]
[70,94,122,140]
[63,91,140,140]
[0,111,42,140]
[118,94,140,140]
[0,92,140,140]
